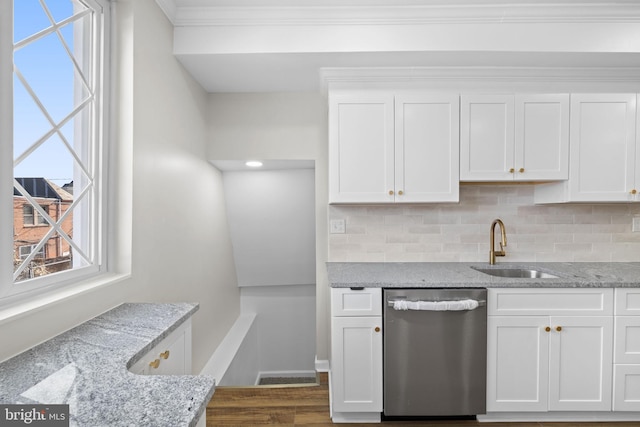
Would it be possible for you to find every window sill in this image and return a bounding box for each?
[0,272,131,326]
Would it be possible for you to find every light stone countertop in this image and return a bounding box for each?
[0,303,214,427]
[327,262,640,288]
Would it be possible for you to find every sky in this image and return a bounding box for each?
[13,0,85,186]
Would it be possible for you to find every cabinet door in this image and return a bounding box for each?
[460,94,514,181]
[615,316,640,364]
[394,94,459,202]
[131,320,192,376]
[331,316,383,413]
[548,316,613,411]
[613,364,640,411]
[156,329,188,375]
[514,94,569,181]
[487,316,549,412]
[329,93,395,203]
[567,94,637,202]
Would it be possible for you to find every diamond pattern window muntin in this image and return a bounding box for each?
[12,0,100,284]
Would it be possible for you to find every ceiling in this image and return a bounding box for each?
[157,0,640,92]
[210,160,315,171]
[176,52,640,93]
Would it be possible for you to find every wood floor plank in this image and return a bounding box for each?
[540,424,640,427]
[207,379,640,426]
[206,406,295,425]
[293,405,332,425]
[317,372,329,385]
[210,385,329,409]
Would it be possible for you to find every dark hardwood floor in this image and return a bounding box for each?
[206,373,640,427]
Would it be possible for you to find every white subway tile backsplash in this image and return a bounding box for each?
[328,185,640,262]
[406,225,442,234]
[554,243,593,253]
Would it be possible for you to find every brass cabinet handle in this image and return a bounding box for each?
[509,168,515,173]
[632,189,637,195]
[398,190,403,196]
[388,190,394,196]
[149,359,160,369]
[160,350,170,360]
[374,327,381,333]
[556,326,562,332]
[545,326,551,332]
[519,168,525,173]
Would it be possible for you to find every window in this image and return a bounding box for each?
[19,245,45,261]
[22,205,34,226]
[22,204,48,226]
[1,0,110,301]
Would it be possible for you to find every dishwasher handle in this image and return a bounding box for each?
[387,298,486,311]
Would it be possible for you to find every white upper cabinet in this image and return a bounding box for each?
[394,94,460,202]
[460,94,569,181]
[535,94,638,203]
[329,92,459,204]
[460,94,515,181]
[329,93,395,203]
[515,94,570,181]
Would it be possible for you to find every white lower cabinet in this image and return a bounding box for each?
[614,288,640,411]
[129,318,192,376]
[331,317,383,412]
[487,315,550,412]
[487,288,614,413]
[330,288,382,423]
[614,365,640,411]
[548,316,613,411]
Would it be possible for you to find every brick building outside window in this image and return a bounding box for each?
[13,178,73,281]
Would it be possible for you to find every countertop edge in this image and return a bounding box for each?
[326,262,640,289]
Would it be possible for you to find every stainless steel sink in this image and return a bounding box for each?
[472,266,559,279]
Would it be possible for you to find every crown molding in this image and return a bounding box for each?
[320,66,640,90]
[155,0,178,24]
[158,1,640,27]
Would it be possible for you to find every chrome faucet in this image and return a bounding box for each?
[489,219,507,265]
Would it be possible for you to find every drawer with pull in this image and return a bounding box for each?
[331,287,382,317]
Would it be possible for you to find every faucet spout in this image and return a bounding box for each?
[489,219,507,265]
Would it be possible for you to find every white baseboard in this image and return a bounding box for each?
[315,357,329,372]
[331,412,381,423]
[478,412,640,422]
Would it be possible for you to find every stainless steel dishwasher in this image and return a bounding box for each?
[383,288,487,418]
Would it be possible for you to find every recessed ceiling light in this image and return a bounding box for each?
[245,161,263,168]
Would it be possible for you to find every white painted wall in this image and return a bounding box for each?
[241,284,316,374]
[121,0,241,373]
[221,168,315,287]
[0,0,242,373]
[207,92,331,363]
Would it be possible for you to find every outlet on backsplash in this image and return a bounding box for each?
[330,219,346,234]
[633,217,640,232]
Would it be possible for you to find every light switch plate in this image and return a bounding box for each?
[330,219,346,234]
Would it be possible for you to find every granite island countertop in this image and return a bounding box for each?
[0,303,215,427]
[327,262,640,288]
